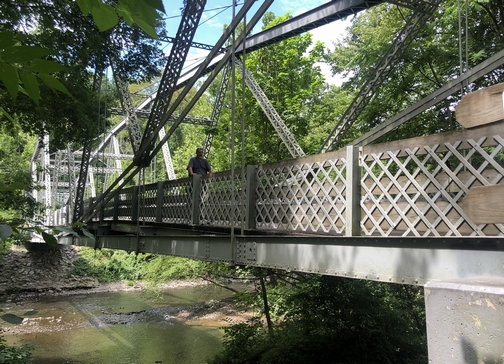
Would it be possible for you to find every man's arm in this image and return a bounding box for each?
[188,167,194,176]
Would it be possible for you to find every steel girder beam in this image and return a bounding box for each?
[80,0,273,224]
[175,0,385,93]
[29,139,41,201]
[42,133,51,225]
[110,60,143,154]
[203,62,232,155]
[51,150,62,211]
[352,48,504,147]
[234,0,384,55]
[137,0,207,168]
[61,231,504,287]
[158,35,225,53]
[66,145,76,218]
[319,0,442,153]
[73,151,134,160]
[73,70,103,223]
[109,108,213,125]
[235,57,306,158]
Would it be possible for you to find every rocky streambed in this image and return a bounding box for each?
[0,245,254,336]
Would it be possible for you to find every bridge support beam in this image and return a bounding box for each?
[425,279,504,363]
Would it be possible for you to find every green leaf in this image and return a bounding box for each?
[116,7,134,25]
[0,106,15,123]
[28,59,66,73]
[0,224,13,241]
[0,182,27,191]
[76,0,94,14]
[142,0,165,14]
[91,3,119,31]
[81,228,96,241]
[52,226,80,237]
[2,46,50,63]
[1,314,24,325]
[132,18,158,39]
[41,231,58,246]
[38,73,70,95]
[120,0,160,38]
[0,61,19,100]
[20,70,40,105]
[0,31,17,49]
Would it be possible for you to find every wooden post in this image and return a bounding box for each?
[455,82,504,128]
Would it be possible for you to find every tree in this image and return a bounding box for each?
[0,0,167,148]
[0,0,166,243]
[210,11,327,167]
[209,274,427,364]
[324,0,504,146]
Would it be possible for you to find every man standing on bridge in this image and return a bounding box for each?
[187,147,213,177]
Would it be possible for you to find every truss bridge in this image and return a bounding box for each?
[28,1,504,361]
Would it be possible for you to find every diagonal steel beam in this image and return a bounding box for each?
[235,57,305,158]
[80,0,271,224]
[137,0,207,168]
[318,0,442,153]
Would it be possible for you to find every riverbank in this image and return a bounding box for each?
[0,246,255,332]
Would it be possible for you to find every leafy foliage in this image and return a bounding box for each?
[209,275,427,364]
[0,336,33,364]
[0,0,166,147]
[324,0,504,148]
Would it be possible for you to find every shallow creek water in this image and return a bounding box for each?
[1,285,240,363]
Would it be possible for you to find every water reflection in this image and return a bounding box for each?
[1,284,239,363]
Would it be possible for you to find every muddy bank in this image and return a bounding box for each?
[0,246,255,334]
[0,245,99,296]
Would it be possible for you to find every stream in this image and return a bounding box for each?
[0,284,243,363]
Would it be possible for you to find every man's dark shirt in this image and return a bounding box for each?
[187,157,211,176]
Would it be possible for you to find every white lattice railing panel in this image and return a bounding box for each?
[116,188,134,221]
[76,122,504,239]
[200,172,246,227]
[161,179,192,224]
[256,152,347,234]
[361,132,504,237]
[101,196,115,220]
[138,184,157,223]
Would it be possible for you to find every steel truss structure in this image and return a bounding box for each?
[30,1,504,360]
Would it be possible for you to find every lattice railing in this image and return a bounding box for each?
[116,188,134,221]
[138,184,157,223]
[200,171,246,228]
[361,126,504,236]
[159,179,192,224]
[73,122,504,238]
[256,151,347,234]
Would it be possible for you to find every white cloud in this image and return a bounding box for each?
[308,18,353,85]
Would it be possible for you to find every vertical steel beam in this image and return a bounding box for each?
[132,186,139,222]
[42,133,52,225]
[156,181,165,223]
[345,146,361,236]
[245,164,258,230]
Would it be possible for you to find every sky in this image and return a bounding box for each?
[161,0,354,85]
